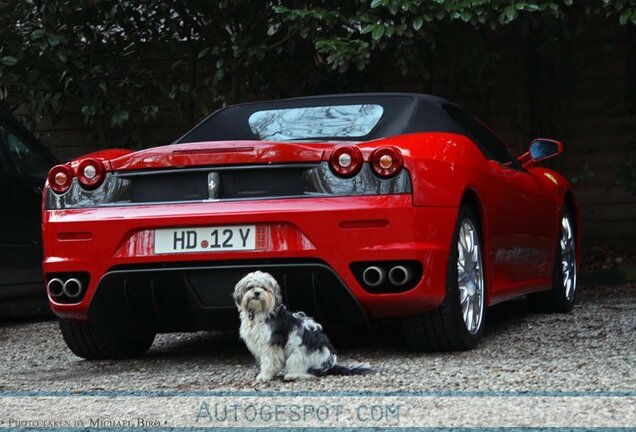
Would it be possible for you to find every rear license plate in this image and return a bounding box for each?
[154,225,259,254]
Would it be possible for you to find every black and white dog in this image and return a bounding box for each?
[233,271,371,381]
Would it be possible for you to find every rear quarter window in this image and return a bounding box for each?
[442,104,518,167]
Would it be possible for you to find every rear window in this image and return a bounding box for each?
[247,104,383,141]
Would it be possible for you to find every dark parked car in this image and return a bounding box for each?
[0,110,56,300]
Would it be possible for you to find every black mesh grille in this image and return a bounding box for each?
[132,172,209,202]
[98,162,412,205]
[220,169,305,198]
[128,167,307,203]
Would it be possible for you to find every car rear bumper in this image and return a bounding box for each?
[43,195,458,328]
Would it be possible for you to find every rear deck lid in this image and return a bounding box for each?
[108,140,344,172]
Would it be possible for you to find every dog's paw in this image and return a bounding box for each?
[256,372,274,382]
[283,373,315,381]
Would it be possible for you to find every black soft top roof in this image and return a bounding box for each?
[176,93,467,143]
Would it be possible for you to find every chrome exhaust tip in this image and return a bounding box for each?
[362,266,385,287]
[47,278,65,297]
[388,265,411,286]
[62,278,83,299]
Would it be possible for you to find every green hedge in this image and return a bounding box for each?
[0,0,634,148]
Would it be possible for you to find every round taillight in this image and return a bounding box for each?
[77,158,105,189]
[47,165,74,194]
[371,147,403,178]
[330,146,363,177]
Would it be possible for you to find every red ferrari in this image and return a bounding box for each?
[42,93,579,359]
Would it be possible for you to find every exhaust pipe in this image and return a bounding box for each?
[362,266,385,287]
[47,278,64,297]
[388,265,412,286]
[62,278,83,299]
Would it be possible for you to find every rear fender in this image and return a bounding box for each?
[359,132,488,208]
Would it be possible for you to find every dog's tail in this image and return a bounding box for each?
[325,362,373,376]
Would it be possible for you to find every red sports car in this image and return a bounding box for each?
[42,93,579,359]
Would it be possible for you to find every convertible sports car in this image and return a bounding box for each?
[42,93,579,359]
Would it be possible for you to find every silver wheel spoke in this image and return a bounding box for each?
[456,218,484,335]
[459,288,469,305]
[464,232,473,254]
[471,248,479,266]
[459,231,469,256]
[458,269,469,284]
[560,215,576,302]
[457,258,466,270]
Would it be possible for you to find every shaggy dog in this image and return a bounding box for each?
[233,271,371,381]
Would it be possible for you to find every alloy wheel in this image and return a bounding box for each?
[561,215,576,302]
[457,219,484,335]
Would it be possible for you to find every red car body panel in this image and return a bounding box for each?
[44,193,457,320]
[42,132,577,323]
[42,92,580,341]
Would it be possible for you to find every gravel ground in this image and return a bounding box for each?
[0,283,634,393]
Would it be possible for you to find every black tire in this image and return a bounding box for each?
[402,205,485,351]
[59,319,155,360]
[528,209,577,313]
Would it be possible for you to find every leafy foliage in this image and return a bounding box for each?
[0,0,634,149]
[0,0,317,146]
[276,0,635,75]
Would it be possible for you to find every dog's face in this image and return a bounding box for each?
[233,271,282,315]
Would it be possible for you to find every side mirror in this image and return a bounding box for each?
[518,138,563,167]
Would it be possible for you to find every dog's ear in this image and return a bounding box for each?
[232,290,242,307]
[267,274,283,306]
[274,289,283,307]
[233,273,251,307]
